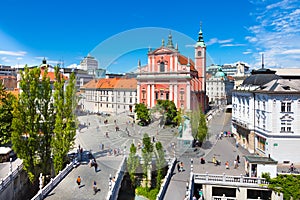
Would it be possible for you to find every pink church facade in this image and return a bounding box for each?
[137,28,207,112]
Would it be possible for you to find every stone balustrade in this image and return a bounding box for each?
[194,173,268,188]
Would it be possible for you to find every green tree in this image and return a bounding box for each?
[267,174,300,200]
[197,111,208,142]
[156,100,178,125]
[142,133,153,188]
[11,66,53,182]
[173,109,183,126]
[0,82,16,145]
[134,103,150,125]
[189,106,208,144]
[52,67,77,174]
[154,141,166,188]
[127,143,139,187]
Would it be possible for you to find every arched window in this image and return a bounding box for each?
[197,51,201,57]
[160,62,165,72]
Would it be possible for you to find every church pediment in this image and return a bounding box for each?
[151,47,176,55]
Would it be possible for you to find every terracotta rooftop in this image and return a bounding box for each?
[0,75,16,80]
[41,71,68,81]
[83,78,137,90]
[227,76,235,81]
[178,55,195,71]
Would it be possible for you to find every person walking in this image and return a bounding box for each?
[180,162,184,172]
[225,161,229,169]
[94,161,98,172]
[212,156,216,165]
[177,162,180,172]
[76,176,81,188]
[237,155,240,163]
[93,180,97,194]
[198,189,203,200]
[234,159,238,169]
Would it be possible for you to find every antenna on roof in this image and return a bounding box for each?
[262,53,264,69]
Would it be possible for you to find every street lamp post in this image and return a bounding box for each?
[10,158,15,200]
[109,173,112,191]
[9,158,12,174]
[173,143,176,158]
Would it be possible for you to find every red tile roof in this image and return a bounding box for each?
[83,78,137,90]
[41,71,68,81]
[178,55,195,71]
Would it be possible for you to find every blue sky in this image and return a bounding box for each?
[0,0,300,73]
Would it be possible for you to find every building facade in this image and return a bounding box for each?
[206,67,234,105]
[232,68,300,163]
[137,28,207,112]
[80,54,98,72]
[80,77,137,115]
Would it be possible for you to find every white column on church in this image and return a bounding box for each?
[175,56,178,71]
[174,84,178,108]
[151,84,155,107]
[187,82,191,110]
[169,84,173,101]
[137,84,140,104]
[147,84,151,107]
[147,57,150,72]
[170,55,173,72]
[152,56,155,72]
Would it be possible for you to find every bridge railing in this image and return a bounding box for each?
[106,156,127,200]
[31,162,73,200]
[0,162,24,193]
[194,173,268,187]
[156,157,177,200]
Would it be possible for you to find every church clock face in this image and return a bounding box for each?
[197,50,202,57]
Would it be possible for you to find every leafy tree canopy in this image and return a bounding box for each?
[156,100,178,125]
[0,82,16,145]
[134,103,150,125]
[189,106,208,143]
[266,174,300,200]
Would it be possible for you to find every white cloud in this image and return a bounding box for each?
[282,49,300,54]
[66,63,81,69]
[245,36,258,43]
[1,57,11,63]
[218,39,233,44]
[206,38,235,46]
[247,0,300,68]
[243,50,252,55]
[185,44,195,48]
[35,56,48,60]
[206,38,218,45]
[221,43,246,47]
[0,50,27,56]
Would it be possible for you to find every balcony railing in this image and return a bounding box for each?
[194,173,268,187]
[212,196,236,200]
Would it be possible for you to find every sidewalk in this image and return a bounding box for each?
[44,156,123,200]
[163,110,251,199]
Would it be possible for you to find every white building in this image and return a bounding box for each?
[80,77,137,115]
[80,54,98,72]
[232,68,300,163]
[206,67,234,106]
